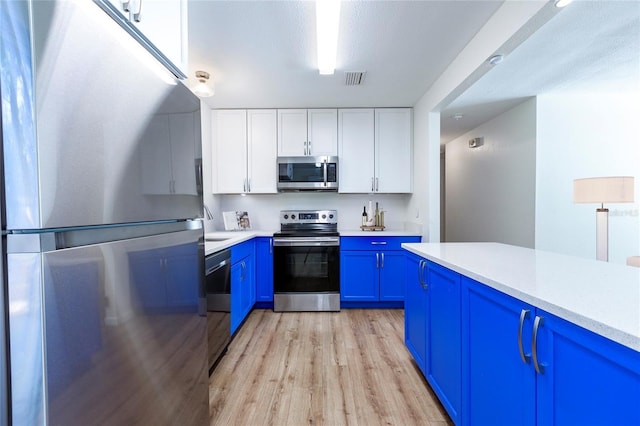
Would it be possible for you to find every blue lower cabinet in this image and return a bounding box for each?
[255,237,274,304]
[404,252,428,375]
[231,240,255,335]
[536,309,640,426]
[341,236,420,306]
[462,276,536,426]
[340,251,379,301]
[425,262,461,425]
[461,275,640,426]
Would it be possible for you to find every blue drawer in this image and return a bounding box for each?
[341,236,421,251]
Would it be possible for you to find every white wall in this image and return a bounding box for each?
[410,1,551,243]
[445,98,536,247]
[213,193,414,233]
[535,93,640,264]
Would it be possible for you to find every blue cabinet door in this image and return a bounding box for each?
[340,251,378,301]
[461,276,536,426]
[536,309,640,426]
[379,251,406,301]
[255,237,273,302]
[426,261,461,425]
[404,252,427,375]
[242,255,255,317]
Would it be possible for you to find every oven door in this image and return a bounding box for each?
[273,237,340,293]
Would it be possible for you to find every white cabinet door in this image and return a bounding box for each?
[100,0,188,76]
[338,109,375,193]
[247,110,277,194]
[307,109,338,156]
[375,108,413,193]
[140,115,172,194]
[212,110,247,194]
[278,109,307,156]
[133,0,188,75]
[168,112,197,195]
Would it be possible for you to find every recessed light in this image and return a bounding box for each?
[453,113,464,121]
[488,54,504,66]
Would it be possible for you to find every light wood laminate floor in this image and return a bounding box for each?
[209,309,453,426]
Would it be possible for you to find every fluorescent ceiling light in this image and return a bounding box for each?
[555,0,573,8]
[316,0,341,75]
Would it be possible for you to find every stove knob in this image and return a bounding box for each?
[291,214,296,220]
[283,214,289,220]
[329,214,334,219]
[322,214,327,219]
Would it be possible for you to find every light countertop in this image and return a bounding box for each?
[402,242,640,352]
[339,230,422,237]
[204,231,275,256]
[205,229,421,256]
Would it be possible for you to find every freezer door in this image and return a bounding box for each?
[7,229,207,425]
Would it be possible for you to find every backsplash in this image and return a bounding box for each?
[213,193,415,232]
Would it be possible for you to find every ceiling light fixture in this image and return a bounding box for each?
[193,70,214,98]
[488,54,504,66]
[453,113,464,120]
[554,0,573,8]
[316,0,341,75]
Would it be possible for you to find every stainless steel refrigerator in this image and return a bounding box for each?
[1,1,207,424]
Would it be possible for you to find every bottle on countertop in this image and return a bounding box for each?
[374,202,380,227]
[362,206,368,226]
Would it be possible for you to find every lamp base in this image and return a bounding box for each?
[596,208,608,262]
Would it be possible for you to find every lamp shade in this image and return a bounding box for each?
[573,176,635,204]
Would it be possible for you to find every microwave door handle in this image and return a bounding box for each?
[323,159,328,187]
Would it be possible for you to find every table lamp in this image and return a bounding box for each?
[573,176,635,261]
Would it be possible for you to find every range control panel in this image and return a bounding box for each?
[280,210,337,225]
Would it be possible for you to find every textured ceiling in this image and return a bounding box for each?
[440,0,640,143]
[187,1,640,145]
[187,0,503,109]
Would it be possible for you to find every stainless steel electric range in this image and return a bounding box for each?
[273,210,340,312]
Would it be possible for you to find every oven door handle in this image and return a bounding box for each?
[273,237,340,247]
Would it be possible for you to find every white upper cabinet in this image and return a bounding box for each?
[307,109,338,156]
[140,112,198,195]
[212,110,278,194]
[99,0,188,77]
[212,110,247,194]
[278,109,338,157]
[338,108,413,194]
[247,110,278,194]
[375,108,412,193]
[338,109,375,193]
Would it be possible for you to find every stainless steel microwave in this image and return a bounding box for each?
[277,156,338,191]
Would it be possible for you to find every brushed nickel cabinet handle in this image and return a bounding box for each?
[518,309,531,364]
[376,253,379,269]
[532,315,545,374]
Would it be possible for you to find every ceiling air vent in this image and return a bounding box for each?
[344,71,366,86]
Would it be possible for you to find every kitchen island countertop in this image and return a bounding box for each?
[402,242,640,352]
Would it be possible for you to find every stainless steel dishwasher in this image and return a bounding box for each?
[205,249,231,374]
